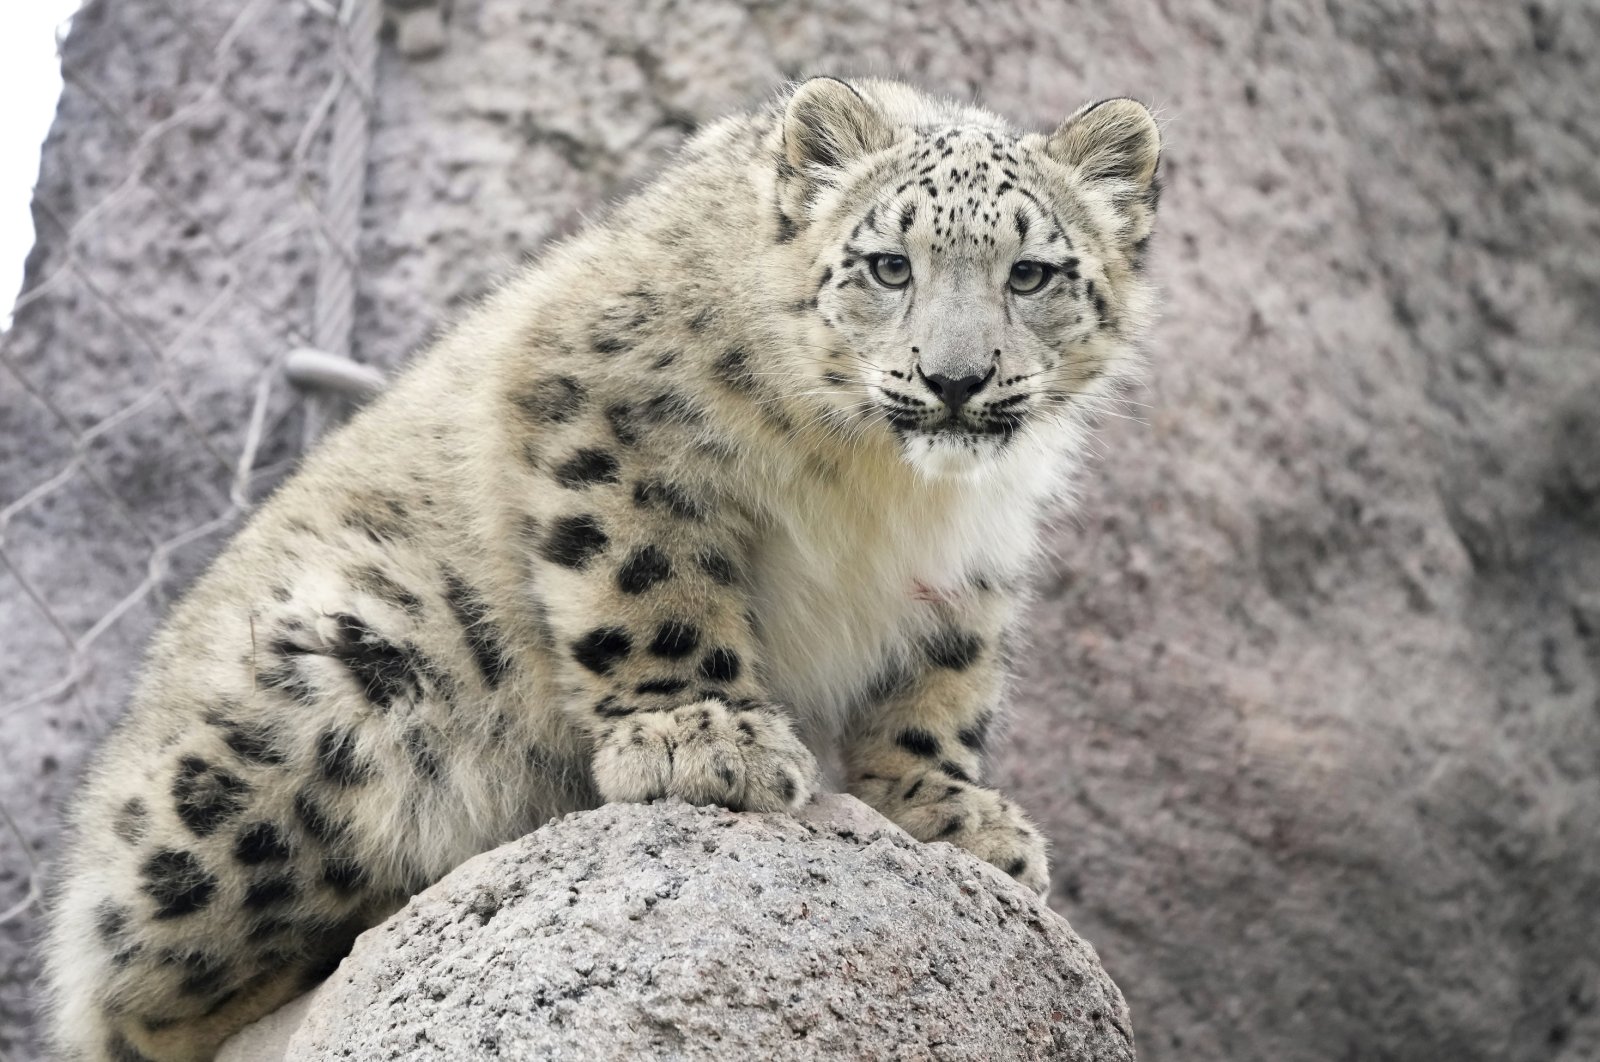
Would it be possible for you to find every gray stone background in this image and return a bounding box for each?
[2,1,1597,1059]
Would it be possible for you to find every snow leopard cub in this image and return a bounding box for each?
[43,77,1160,1061]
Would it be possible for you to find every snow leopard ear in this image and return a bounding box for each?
[1045,98,1161,192]
[782,77,895,176]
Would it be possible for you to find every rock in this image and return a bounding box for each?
[219,796,1132,1062]
[390,2,448,59]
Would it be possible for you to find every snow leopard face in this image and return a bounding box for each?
[781,80,1161,477]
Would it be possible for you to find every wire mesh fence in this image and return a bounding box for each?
[0,1,383,1050]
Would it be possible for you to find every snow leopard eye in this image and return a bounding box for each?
[1008,260,1054,295]
[868,253,912,288]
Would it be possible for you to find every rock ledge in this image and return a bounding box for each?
[222,795,1133,1061]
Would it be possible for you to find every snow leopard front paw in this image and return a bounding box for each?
[856,771,1050,895]
[593,698,817,812]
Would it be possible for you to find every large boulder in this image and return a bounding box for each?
[220,796,1133,1062]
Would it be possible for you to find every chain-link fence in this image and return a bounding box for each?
[0,0,389,1053]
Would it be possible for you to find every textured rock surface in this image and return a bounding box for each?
[4,1,1600,1060]
[222,796,1133,1062]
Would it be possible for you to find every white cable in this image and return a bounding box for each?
[302,0,382,444]
[285,347,387,398]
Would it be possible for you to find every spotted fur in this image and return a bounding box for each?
[42,78,1160,1061]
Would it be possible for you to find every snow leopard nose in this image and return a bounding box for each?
[917,365,994,411]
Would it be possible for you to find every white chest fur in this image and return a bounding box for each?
[743,440,1057,742]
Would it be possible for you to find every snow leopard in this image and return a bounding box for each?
[41,76,1161,1061]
